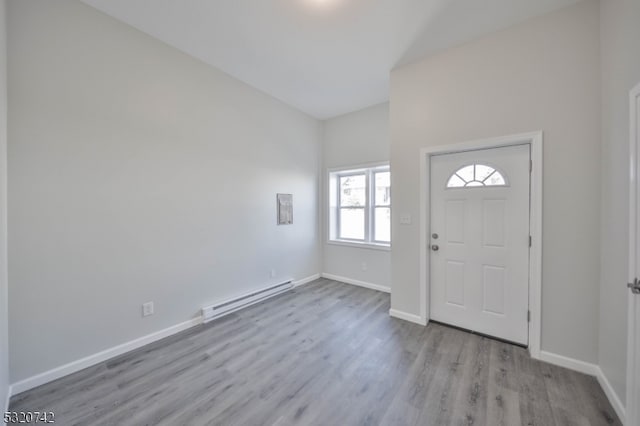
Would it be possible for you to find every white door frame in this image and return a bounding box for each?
[627,82,640,426]
[419,131,543,358]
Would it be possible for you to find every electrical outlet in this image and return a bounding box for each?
[142,302,154,317]
[270,269,276,278]
[400,214,412,225]
[361,262,367,271]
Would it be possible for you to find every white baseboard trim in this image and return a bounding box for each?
[389,309,428,326]
[10,316,202,396]
[595,367,626,424]
[320,273,391,294]
[538,350,599,376]
[10,273,322,396]
[293,273,321,288]
[539,351,626,424]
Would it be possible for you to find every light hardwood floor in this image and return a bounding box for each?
[10,279,620,426]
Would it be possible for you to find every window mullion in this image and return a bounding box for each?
[336,174,342,241]
[363,170,368,242]
[368,170,376,242]
[371,170,375,242]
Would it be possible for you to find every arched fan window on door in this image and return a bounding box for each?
[446,164,508,188]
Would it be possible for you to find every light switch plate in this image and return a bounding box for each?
[400,214,412,225]
[142,302,154,317]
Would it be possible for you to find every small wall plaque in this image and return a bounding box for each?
[277,193,293,225]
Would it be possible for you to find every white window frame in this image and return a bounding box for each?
[327,162,390,251]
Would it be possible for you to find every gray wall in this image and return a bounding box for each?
[322,103,391,288]
[0,0,8,411]
[390,0,601,362]
[8,0,322,383]
[600,0,640,406]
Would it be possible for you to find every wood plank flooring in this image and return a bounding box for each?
[10,279,621,426]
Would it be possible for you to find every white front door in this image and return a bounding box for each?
[627,83,640,426]
[430,144,530,345]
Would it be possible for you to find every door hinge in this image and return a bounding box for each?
[629,278,640,294]
[529,236,532,247]
[530,160,533,173]
[527,310,531,322]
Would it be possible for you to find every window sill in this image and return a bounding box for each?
[327,240,391,251]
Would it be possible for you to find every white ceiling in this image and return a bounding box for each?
[82,0,581,119]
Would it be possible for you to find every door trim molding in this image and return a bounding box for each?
[627,82,640,426]
[389,308,428,325]
[419,131,543,358]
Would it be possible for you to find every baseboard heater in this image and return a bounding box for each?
[201,280,293,323]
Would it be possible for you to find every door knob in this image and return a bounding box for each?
[431,244,439,251]
[432,233,439,239]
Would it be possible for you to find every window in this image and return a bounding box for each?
[328,164,390,248]
[446,164,507,188]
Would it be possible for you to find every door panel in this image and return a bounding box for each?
[628,88,640,426]
[483,265,505,315]
[483,199,506,247]
[634,94,640,425]
[446,260,465,306]
[445,200,465,243]
[430,144,530,345]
